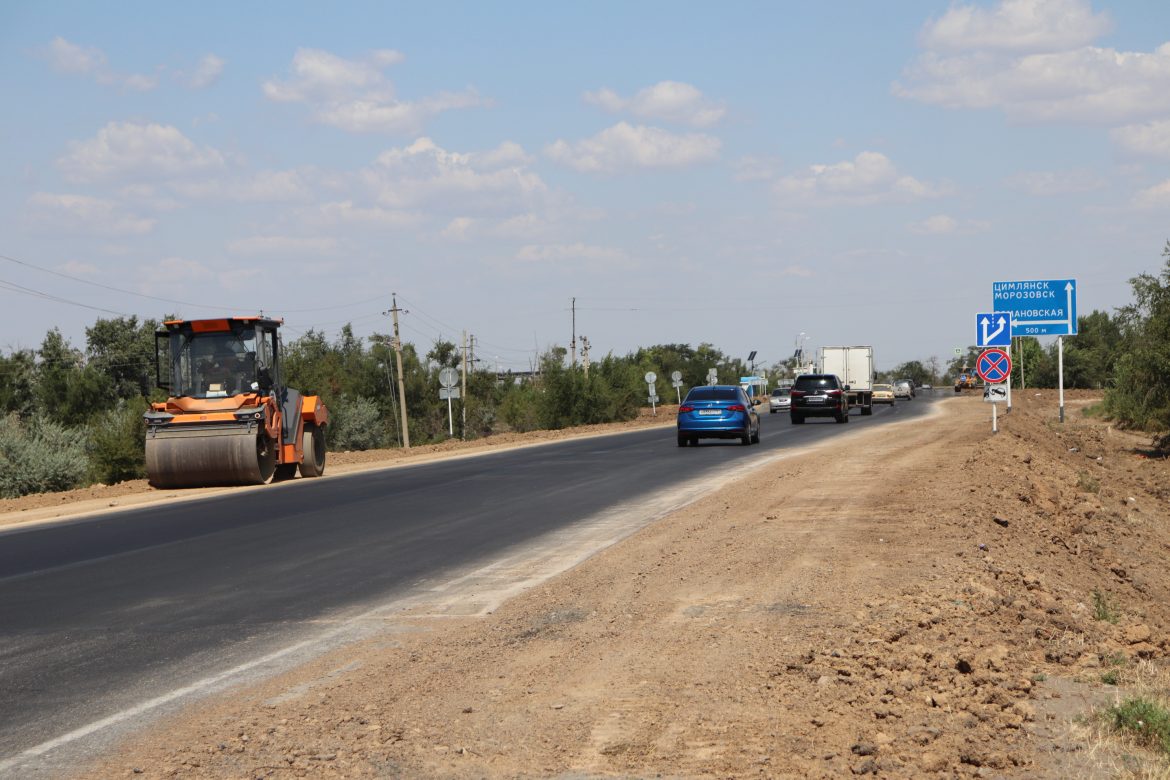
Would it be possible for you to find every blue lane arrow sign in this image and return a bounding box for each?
[976,311,1012,347]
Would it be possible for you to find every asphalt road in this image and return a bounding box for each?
[0,394,941,772]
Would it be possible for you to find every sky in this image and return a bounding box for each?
[1,0,1169,373]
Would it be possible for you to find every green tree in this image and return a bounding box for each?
[0,349,37,418]
[1104,242,1170,449]
[85,316,159,400]
[1053,310,1122,389]
[891,360,931,386]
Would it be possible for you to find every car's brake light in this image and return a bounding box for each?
[678,404,694,413]
[827,389,842,397]
[790,390,805,397]
[727,404,745,412]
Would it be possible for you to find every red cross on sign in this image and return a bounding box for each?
[976,348,1012,384]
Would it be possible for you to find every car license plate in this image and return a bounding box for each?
[806,397,824,404]
[698,409,721,415]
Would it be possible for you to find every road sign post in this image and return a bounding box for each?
[670,370,684,404]
[439,367,459,436]
[976,348,1012,434]
[645,371,658,416]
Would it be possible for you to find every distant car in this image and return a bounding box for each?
[789,373,850,424]
[677,385,761,446]
[872,383,896,405]
[893,380,914,399]
[769,387,791,414]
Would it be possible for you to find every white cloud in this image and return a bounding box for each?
[1005,169,1105,194]
[896,1,1170,125]
[584,81,725,127]
[226,235,339,256]
[362,137,546,214]
[908,214,992,234]
[773,151,940,205]
[312,200,422,228]
[545,122,721,173]
[58,122,225,183]
[314,89,484,133]
[171,169,313,203]
[27,192,155,235]
[441,217,476,240]
[779,265,814,278]
[911,215,958,234]
[188,54,225,89]
[263,47,483,134]
[514,243,627,265]
[1133,179,1170,208]
[43,36,158,91]
[920,0,1111,52]
[46,36,106,74]
[1112,120,1170,159]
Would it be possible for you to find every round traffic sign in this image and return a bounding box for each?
[670,370,682,382]
[644,371,657,384]
[976,348,1012,384]
[439,367,458,387]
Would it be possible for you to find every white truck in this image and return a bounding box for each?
[819,345,875,416]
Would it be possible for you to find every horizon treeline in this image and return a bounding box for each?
[1,241,1168,496]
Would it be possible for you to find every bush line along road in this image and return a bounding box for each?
[2,390,1170,777]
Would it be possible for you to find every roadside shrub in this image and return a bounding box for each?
[329,395,387,451]
[1105,697,1170,755]
[499,383,541,432]
[86,401,147,484]
[0,414,88,497]
[1076,471,1100,493]
[1091,588,1121,624]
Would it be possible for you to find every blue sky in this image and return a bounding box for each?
[2,0,1168,372]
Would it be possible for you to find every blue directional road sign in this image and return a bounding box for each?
[992,279,1077,336]
[975,311,1012,347]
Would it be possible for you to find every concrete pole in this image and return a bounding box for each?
[389,295,410,448]
[461,330,468,440]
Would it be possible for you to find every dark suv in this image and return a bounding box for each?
[790,373,850,424]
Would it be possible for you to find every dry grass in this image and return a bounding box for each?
[1081,661,1170,778]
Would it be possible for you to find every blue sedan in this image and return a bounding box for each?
[676,385,761,446]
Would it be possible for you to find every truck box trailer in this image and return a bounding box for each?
[819,345,875,416]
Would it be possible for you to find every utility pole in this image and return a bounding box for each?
[385,295,410,449]
[581,336,591,377]
[570,297,577,368]
[461,329,469,440]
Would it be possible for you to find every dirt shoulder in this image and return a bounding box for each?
[77,392,1170,777]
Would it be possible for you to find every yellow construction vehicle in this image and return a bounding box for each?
[953,369,981,393]
[144,316,329,487]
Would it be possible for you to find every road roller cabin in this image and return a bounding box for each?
[143,316,329,488]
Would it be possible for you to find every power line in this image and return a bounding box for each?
[0,252,391,314]
[0,276,132,316]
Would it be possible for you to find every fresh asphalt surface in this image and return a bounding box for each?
[0,394,941,770]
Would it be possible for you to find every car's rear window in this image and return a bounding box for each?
[771,388,787,396]
[793,375,838,391]
[874,384,892,390]
[685,387,738,401]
